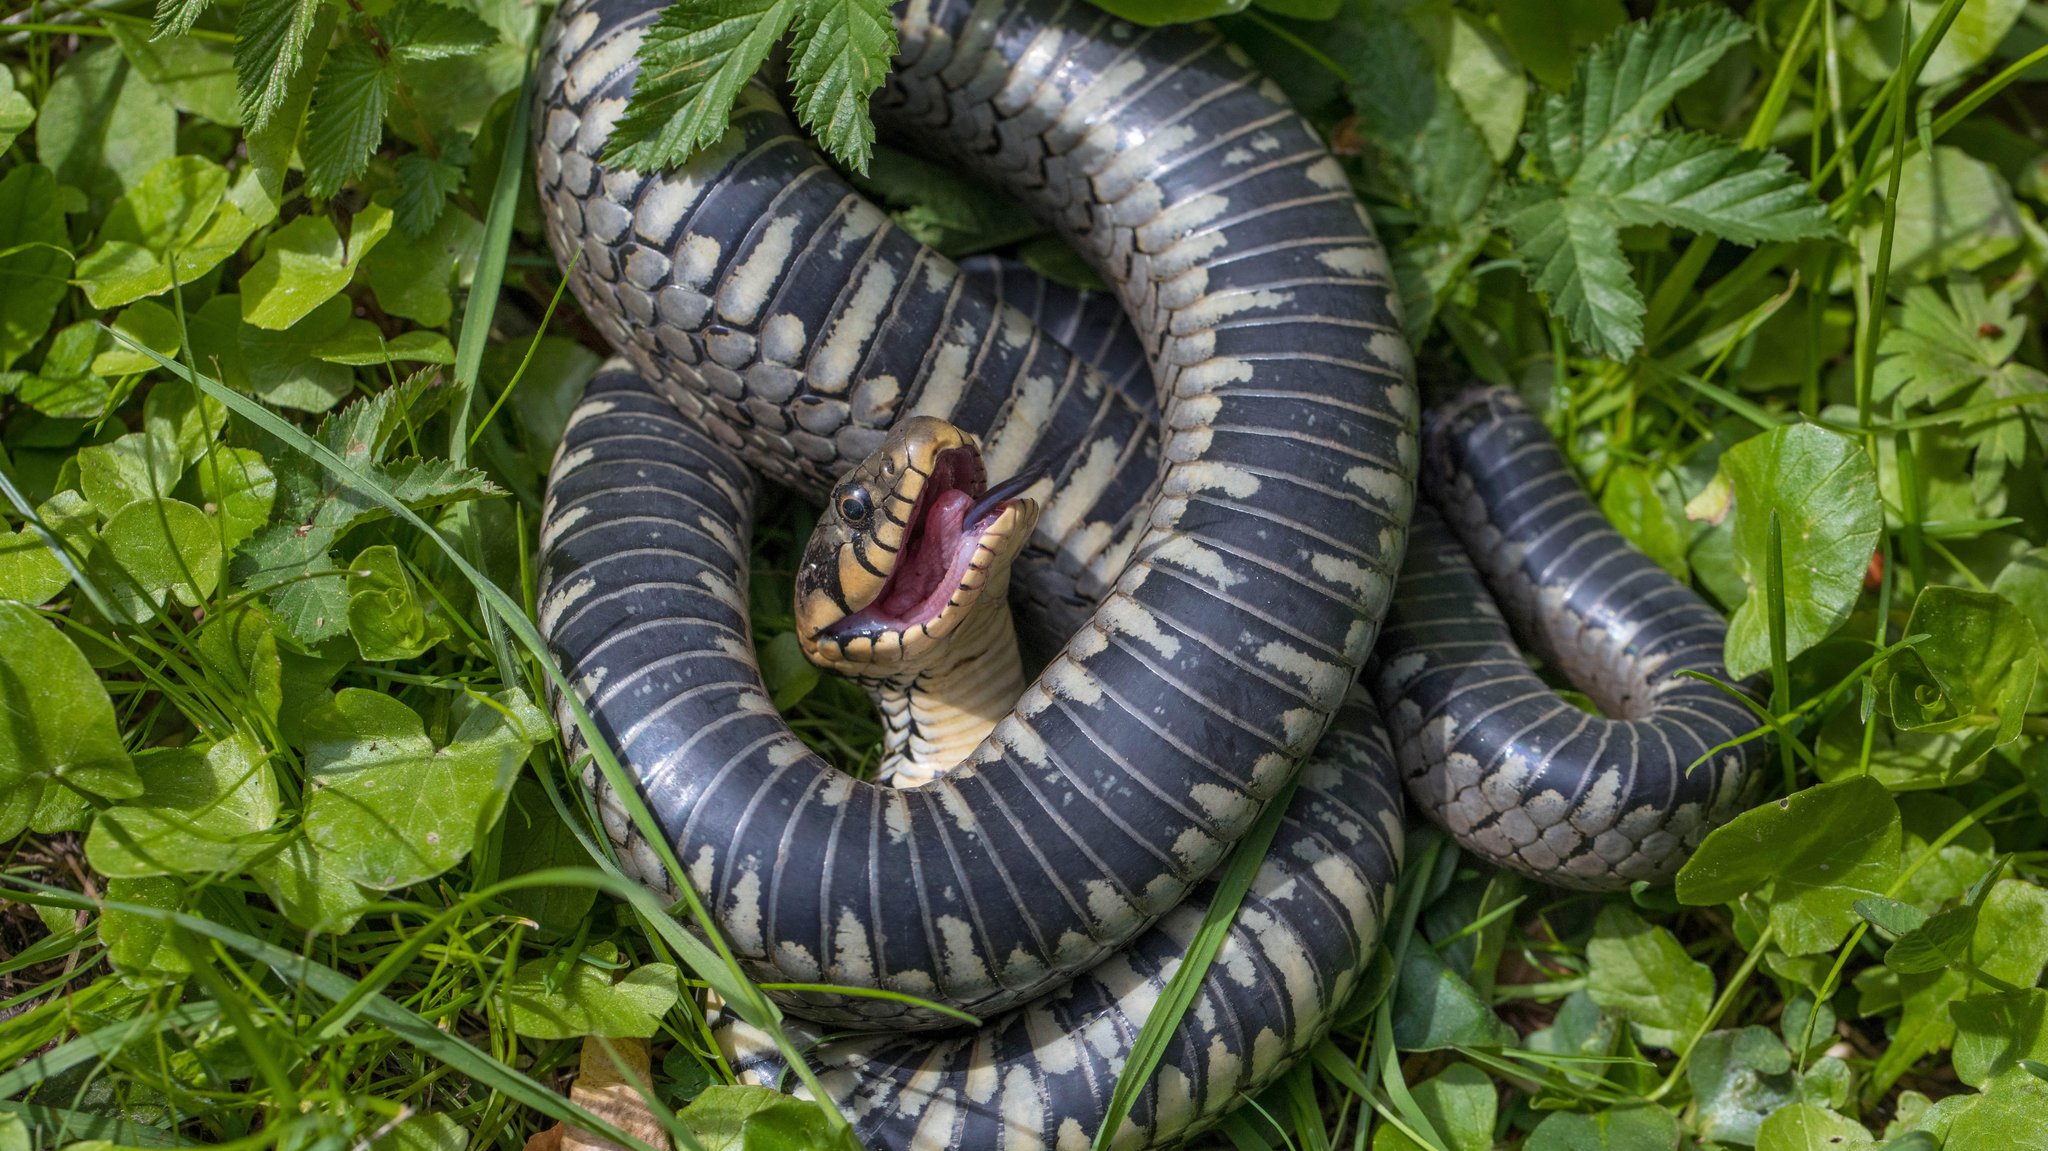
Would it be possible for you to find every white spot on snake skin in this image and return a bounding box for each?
[909,324,975,418]
[1180,289,1295,330]
[677,234,720,290]
[1171,825,1218,867]
[692,567,747,614]
[537,577,594,634]
[851,374,900,425]
[1045,658,1103,705]
[995,714,1049,765]
[1251,1025,1287,1077]
[981,374,1059,479]
[936,915,991,987]
[1313,851,1376,927]
[884,792,911,844]
[832,908,875,983]
[1304,155,1349,191]
[936,785,979,833]
[689,844,715,894]
[1000,1065,1043,1145]
[538,504,589,553]
[767,739,808,768]
[1250,132,1281,153]
[1316,246,1382,277]
[1137,194,1229,253]
[568,34,636,103]
[1282,707,1323,747]
[1342,463,1408,509]
[1168,462,1261,501]
[760,313,806,364]
[1174,356,1256,395]
[559,9,598,54]
[634,180,695,244]
[1100,596,1180,658]
[1369,328,1415,374]
[1057,1118,1088,1151]
[1256,641,1347,699]
[1151,537,1243,588]
[1029,1006,1085,1076]
[726,865,764,953]
[1189,783,1239,824]
[776,940,819,981]
[1085,880,1135,929]
[830,198,888,256]
[1223,146,1253,165]
[815,772,852,808]
[1038,437,1122,540]
[964,1049,997,1106]
[1094,123,1196,199]
[718,215,797,325]
[810,260,896,393]
[1310,553,1379,598]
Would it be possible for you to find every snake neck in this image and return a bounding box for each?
[867,602,1027,788]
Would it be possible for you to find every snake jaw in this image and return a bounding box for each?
[797,423,1043,672]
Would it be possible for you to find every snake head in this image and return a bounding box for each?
[796,416,1044,672]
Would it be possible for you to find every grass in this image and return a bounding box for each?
[5,1,2048,1149]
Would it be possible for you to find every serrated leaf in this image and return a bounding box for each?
[1713,423,1883,679]
[1500,184,1644,358]
[784,0,895,173]
[1534,5,1751,181]
[391,151,466,236]
[236,0,325,131]
[303,40,394,200]
[154,0,214,37]
[391,0,500,60]
[604,0,796,172]
[1600,131,1833,244]
[1677,777,1901,956]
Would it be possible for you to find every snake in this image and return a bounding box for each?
[530,0,1767,1143]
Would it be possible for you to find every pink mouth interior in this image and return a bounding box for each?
[831,449,1002,639]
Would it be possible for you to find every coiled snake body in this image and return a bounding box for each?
[533,0,1764,1143]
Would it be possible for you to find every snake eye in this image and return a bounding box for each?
[837,489,872,524]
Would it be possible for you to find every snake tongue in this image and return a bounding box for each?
[964,460,1046,527]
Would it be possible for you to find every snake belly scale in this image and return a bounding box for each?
[532,0,1767,1143]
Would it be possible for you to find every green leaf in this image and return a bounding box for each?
[1391,936,1515,1050]
[95,302,185,377]
[1845,0,2028,88]
[1600,464,1689,578]
[500,952,681,1040]
[189,446,279,555]
[783,0,896,173]
[108,23,240,126]
[78,430,183,517]
[1688,1027,1830,1146]
[1756,1103,1876,1151]
[303,41,394,200]
[155,0,215,38]
[604,0,796,172]
[1371,1062,1495,1151]
[249,838,372,933]
[144,378,230,470]
[0,492,96,606]
[345,544,452,660]
[85,736,280,879]
[1586,905,1715,1049]
[759,631,818,710]
[1874,587,2036,772]
[1952,990,2048,1090]
[1943,1071,2048,1150]
[391,152,468,238]
[101,877,192,981]
[1858,148,2022,285]
[1525,1107,1681,1151]
[1677,777,1901,956]
[37,45,177,216]
[0,165,73,373]
[1343,6,1496,232]
[193,602,284,728]
[0,68,34,153]
[1532,5,1751,182]
[16,323,110,419]
[853,146,1040,257]
[1084,0,1244,22]
[89,497,223,622]
[241,202,394,329]
[679,1085,863,1151]
[235,294,357,411]
[1488,0,1624,89]
[496,779,600,934]
[302,687,548,889]
[390,1,501,61]
[364,207,482,325]
[236,0,325,131]
[0,602,143,804]
[1500,183,1643,359]
[1713,423,1883,679]
[314,325,456,366]
[1599,131,1833,244]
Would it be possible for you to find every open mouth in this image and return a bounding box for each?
[828,449,1042,640]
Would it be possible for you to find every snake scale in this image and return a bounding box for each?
[531,0,1766,1143]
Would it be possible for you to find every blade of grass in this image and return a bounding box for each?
[1090,771,1303,1151]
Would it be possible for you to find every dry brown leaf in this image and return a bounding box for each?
[522,1036,672,1151]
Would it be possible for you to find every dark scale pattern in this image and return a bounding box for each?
[535,0,1416,1031]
